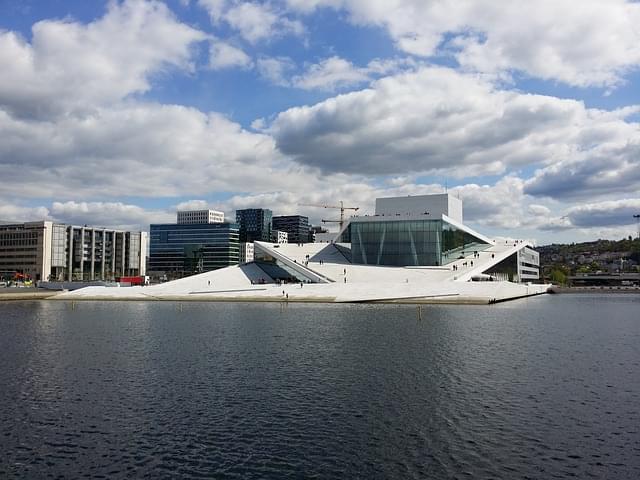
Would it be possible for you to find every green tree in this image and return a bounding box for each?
[549,269,567,285]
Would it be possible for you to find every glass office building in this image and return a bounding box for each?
[149,223,239,277]
[236,208,272,243]
[340,218,490,267]
[272,215,310,244]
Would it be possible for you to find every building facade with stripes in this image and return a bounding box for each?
[0,221,147,282]
[148,222,240,279]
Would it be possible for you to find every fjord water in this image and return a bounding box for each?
[1,296,639,479]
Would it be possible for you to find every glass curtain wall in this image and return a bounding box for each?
[440,221,491,264]
[253,249,318,283]
[149,223,240,278]
[345,219,489,266]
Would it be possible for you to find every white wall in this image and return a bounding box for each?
[375,194,463,222]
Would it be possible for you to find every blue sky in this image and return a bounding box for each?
[1,0,639,244]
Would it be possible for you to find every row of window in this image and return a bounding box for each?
[0,239,39,246]
[0,253,37,259]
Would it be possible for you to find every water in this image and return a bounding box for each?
[1,295,639,479]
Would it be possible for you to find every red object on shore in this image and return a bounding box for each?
[116,276,147,286]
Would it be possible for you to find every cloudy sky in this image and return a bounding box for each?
[1,0,639,244]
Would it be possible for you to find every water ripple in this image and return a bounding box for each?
[1,297,639,478]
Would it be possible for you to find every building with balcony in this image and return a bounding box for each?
[0,221,146,282]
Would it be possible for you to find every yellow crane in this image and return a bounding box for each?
[298,201,360,230]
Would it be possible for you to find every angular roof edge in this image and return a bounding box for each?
[441,214,495,245]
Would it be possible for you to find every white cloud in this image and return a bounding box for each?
[49,201,173,230]
[0,0,206,119]
[0,100,316,200]
[197,0,228,20]
[291,56,416,91]
[566,199,640,228]
[209,40,253,69]
[286,0,640,88]
[524,139,640,201]
[225,2,280,43]
[199,0,304,44]
[267,66,640,199]
[449,176,528,229]
[0,200,175,232]
[175,200,213,211]
[0,3,345,218]
[0,205,51,223]
[256,56,295,85]
[292,56,368,90]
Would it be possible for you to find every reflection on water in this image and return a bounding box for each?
[1,295,639,479]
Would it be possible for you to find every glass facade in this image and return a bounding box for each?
[484,252,518,282]
[236,209,272,243]
[149,223,239,277]
[272,215,310,244]
[341,219,490,267]
[254,247,320,283]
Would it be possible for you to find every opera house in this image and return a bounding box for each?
[58,194,550,304]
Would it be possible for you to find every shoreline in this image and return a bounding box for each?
[550,286,640,294]
[0,290,60,301]
[4,286,638,304]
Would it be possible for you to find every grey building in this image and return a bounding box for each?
[272,215,310,244]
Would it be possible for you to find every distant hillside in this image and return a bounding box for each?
[536,237,640,283]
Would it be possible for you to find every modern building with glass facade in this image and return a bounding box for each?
[236,208,272,242]
[148,222,239,278]
[340,216,491,267]
[59,194,547,304]
[272,215,310,244]
[0,221,147,282]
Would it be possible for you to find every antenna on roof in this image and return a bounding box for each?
[444,178,448,193]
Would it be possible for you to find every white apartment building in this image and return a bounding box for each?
[177,209,224,225]
[239,242,254,264]
[271,230,288,244]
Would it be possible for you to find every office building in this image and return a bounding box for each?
[148,222,239,278]
[272,215,310,244]
[236,208,272,242]
[0,221,147,282]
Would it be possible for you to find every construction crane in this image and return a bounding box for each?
[298,201,360,231]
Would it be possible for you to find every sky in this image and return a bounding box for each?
[1,0,640,245]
